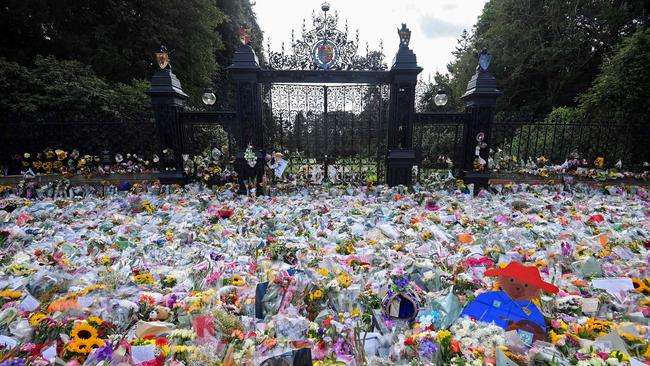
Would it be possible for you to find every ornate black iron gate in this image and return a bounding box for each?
[262,83,389,182]
[146,3,502,191]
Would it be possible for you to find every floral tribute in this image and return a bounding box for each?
[0,173,649,365]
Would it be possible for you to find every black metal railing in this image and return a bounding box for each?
[491,119,649,171]
[1,122,158,174]
[178,111,237,157]
[413,112,470,181]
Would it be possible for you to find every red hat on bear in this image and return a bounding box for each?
[485,262,559,293]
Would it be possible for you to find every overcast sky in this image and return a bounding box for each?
[254,0,487,80]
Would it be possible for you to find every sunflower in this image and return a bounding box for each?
[231,275,245,286]
[309,289,323,301]
[85,338,105,350]
[337,273,352,288]
[66,339,92,355]
[87,316,103,325]
[134,273,155,285]
[29,313,47,327]
[0,289,22,299]
[71,322,98,340]
[632,278,650,295]
[55,149,68,160]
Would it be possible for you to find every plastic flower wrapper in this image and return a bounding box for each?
[260,268,294,319]
[428,289,463,330]
[274,310,310,340]
[26,268,72,302]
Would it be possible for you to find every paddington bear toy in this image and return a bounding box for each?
[460,262,559,343]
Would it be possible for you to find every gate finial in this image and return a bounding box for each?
[398,24,411,48]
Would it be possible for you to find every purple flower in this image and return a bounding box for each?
[166,293,177,308]
[418,339,438,357]
[394,275,410,290]
[1,359,25,366]
[94,344,114,361]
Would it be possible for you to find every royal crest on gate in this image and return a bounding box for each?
[311,39,339,69]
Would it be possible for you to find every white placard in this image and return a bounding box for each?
[131,345,156,364]
[274,159,288,177]
[0,335,17,348]
[42,345,58,361]
[19,294,40,312]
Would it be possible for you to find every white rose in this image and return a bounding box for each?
[605,358,620,366]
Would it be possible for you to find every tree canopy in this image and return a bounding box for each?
[0,0,264,110]
[421,0,648,117]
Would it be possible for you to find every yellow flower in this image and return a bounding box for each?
[549,330,563,345]
[87,316,103,325]
[66,339,91,354]
[437,330,451,341]
[134,273,155,285]
[317,268,329,277]
[71,322,98,340]
[594,157,604,169]
[351,308,361,318]
[337,274,352,288]
[55,149,67,160]
[310,289,324,301]
[609,350,629,362]
[160,345,171,357]
[0,290,22,299]
[231,275,245,286]
[85,338,105,350]
[80,284,106,295]
[29,313,46,327]
[619,332,644,343]
[142,201,155,214]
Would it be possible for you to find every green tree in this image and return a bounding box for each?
[577,26,650,117]
[436,0,647,116]
[0,0,260,106]
[0,56,149,117]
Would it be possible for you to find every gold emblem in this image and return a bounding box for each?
[155,46,169,69]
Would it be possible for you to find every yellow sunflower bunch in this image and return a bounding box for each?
[230,275,245,286]
[29,313,47,327]
[336,273,352,288]
[0,289,23,300]
[309,289,324,302]
[66,322,105,356]
[134,273,155,285]
[64,284,107,300]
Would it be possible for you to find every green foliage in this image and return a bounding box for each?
[434,0,647,116]
[0,56,149,117]
[498,107,583,164]
[417,72,463,112]
[578,26,650,117]
[0,0,265,109]
[0,0,224,102]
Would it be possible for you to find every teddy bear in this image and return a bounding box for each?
[460,262,559,343]
[149,306,171,321]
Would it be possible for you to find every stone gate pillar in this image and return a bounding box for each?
[460,49,502,192]
[386,24,422,187]
[146,49,188,184]
[228,40,265,195]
